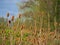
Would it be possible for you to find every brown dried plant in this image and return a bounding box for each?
[18,14,22,18]
[7,12,9,17]
[11,16,14,21]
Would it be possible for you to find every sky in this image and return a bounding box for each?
[0,0,28,18]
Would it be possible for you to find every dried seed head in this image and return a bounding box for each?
[8,20,11,24]
[11,16,14,21]
[13,26,16,30]
[18,14,21,18]
[21,25,25,30]
[54,35,56,39]
[7,20,11,26]
[7,13,9,17]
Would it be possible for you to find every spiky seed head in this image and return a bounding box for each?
[8,20,11,24]
[21,25,25,30]
[13,26,16,30]
[7,12,9,17]
[18,14,21,18]
[11,16,14,21]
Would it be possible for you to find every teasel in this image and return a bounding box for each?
[47,12,50,32]
[21,25,25,30]
[7,12,9,17]
[8,20,11,24]
[13,26,16,30]
[54,17,57,36]
[20,24,25,45]
[11,16,14,21]
[18,14,21,18]
[7,20,11,26]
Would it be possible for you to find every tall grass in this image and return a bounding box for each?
[0,12,60,45]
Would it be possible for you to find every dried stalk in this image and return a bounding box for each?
[47,12,50,33]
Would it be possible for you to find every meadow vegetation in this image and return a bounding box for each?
[0,0,60,45]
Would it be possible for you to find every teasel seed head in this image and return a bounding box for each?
[11,16,14,21]
[18,14,21,18]
[21,25,25,30]
[7,20,11,26]
[54,35,56,39]
[7,12,9,17]
[8,20,11,24]
[13,26,16,30]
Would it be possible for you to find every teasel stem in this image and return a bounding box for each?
[11,16,14,21]
[20,25,24,45]
[2,30,5,45]
[9,23,13,45]
[20,27,23,45]
[34,13,37,36]
[47,12,50,33]
[34,20,37,36]
[18,14,21,18]
[31,11,37,45]
[10,33,13,45]
[17,14,21,30]
[9,16,14,45]
[20,29,22,45]
[54,0,58,35]
[7,12,9,17]
[17,16,21,45]
[54,16,57,36]
[39,12,43,45]
[40,12,43,36]
[6,13,10,27]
